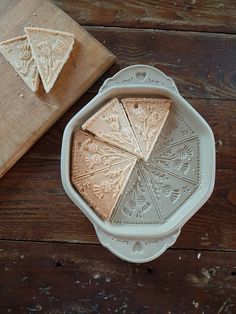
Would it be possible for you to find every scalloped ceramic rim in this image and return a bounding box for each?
[61,85,215,240]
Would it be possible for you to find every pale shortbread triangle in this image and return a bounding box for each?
[25,27,74,93]
[122,98,171,161]
[0,35,39,92]
[82,98,142,158]
[71,129,137,180]
[73,158,137,220]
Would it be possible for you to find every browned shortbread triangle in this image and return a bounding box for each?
[0,35,39,92]
[122,98,171,161]
[73,158,137,220]
[71,129,137,180]
[25,27,74,93]
[82,98,142,158]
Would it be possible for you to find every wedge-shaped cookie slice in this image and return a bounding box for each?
[0,35,39,92]
[82,98,142,158]
[71,129,137,180]
[72,158,137,220]
[122,98,171,161]
[25,27,74,93]
[149,138,200,185]
[141,162,198,222]
[112,162,162,224]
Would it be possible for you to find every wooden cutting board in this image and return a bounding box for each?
[0,0,115,178]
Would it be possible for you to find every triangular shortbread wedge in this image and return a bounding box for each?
[71,129,137,180]
[0,35,39,92]
[82,98,142,158]
[72,158,137,220]
[25,27,74,93]
[122,98,171,161]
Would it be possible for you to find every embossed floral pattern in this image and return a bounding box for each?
[84,165,129,200]
[146,111,161,127]
[131,104,166,151]
[101,114,137,149]
[38,41,51,57]
[93,181,112,199]
[81,139,98,153]
[80,138,101,168]
[37,38,66,82]
[142,165,181,204]
[161,185,180,203]
[177,145,193,160]
[52,39,65,54]
[153,144,193,175]
[19,42,32,61]
[37,39,65,57]
[105,115,120,132]
[15,40,37,81]
[84,154,102,168]
[122,196,151,219]
[79,137,128,169]
[134,106,148,122]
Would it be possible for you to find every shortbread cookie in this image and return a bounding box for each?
[25,27,74,93]
[72,158,137,220]
[72,129,137,180]
[0,35,39,92]
[122,98,171,161]
[82,98,142,158]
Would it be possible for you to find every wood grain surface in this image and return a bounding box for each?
[0,1,236,312]
[0,241,236,313]
[0,0,115,178]
[87,27,236,100]
[53,0,236,34]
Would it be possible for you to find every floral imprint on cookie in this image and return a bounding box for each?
[122,196,151,219]
[37,39,65,83]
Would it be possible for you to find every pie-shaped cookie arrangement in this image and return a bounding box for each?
[71,97,172,220]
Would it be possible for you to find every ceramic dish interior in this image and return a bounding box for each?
[61,85,215,241]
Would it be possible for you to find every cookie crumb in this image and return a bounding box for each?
[193,301,199,308]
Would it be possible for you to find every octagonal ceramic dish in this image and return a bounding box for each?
[61,65,215,263]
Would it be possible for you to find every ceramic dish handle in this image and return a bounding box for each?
[99,64,179,94]
[95,226,180,263]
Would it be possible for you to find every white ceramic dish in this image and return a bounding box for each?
[61,65,215,263]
